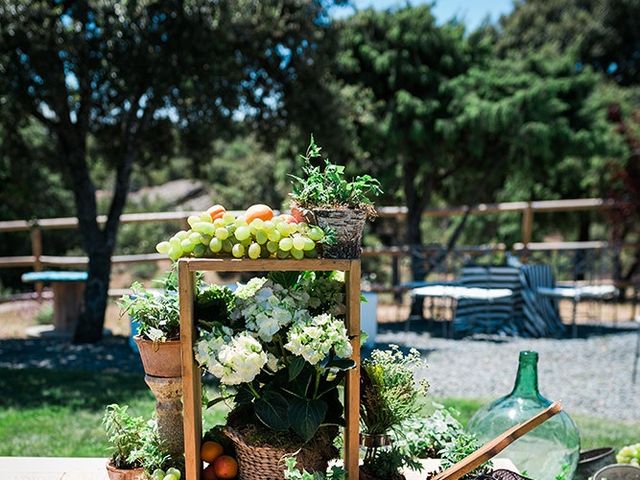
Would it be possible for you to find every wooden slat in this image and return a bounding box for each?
[185,257,353,272]
[0,256,36,267]
[180,260,201,480]
[345,260,361,480]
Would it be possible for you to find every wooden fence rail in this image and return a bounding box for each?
[0,198,631,300]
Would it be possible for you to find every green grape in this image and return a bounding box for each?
[297,222,308,230]
[222,239,233,253]
[152,469,166,480]
[241,238,252,247]
[168,246,182,261]
[169,237,181,248]
[276,248,290,259]
[302,237,316,251]
[156,241,170,254]
[163,474,179,480]
[232,243,245,258]
[200,234,211,245]
[251,218,265,230]
[209,237,223,253]
[292,236,305,251]
[277,222,289,236]
[308,226,324,241]
[235,216,248,227]
[213,218,225,228]
[278,237,293,251]
[193,222,215,236]
[263,220,274,231]
[255,230,268,245]
[266,241,279,254]
[193,244,206,257]
[215,227,229,240]
[291,247,304,259]
[176,230,189,240]
[304,248,318,258]
[180,239,195,253]
[166,468,181,479]
[187,215,200,228]
[189,231,202,243]
[222,212,236,224]
[235,225,251,241]
[268,229,281,242]
[248,243,261,259]
[287,223,299,236]
[199,213,213,223]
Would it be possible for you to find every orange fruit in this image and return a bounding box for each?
[201,441,224,463]
[207,205,226,221]
[245,204,274,223]
[213,455,239,479]
[202,464,218,480]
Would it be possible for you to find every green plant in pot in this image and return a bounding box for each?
[359,346,429,480]
[103,404,147,480]
[289,136,382,259]
[195,272,354,480]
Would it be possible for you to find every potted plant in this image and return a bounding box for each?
[103,404,146,480]
[289,136,382,259]
[195,271,355,480]
[121,279,181,378]
[359,346,429,480]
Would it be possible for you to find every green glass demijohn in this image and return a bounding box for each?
[468,351,580,480]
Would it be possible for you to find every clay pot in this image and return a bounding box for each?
[576,448,616,480]
[134,336,182,377]
[106,461,146,480]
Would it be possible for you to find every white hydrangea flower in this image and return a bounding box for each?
[204,332,268,386]
[284,313,352,365]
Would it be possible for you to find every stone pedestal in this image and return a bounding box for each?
[145,375,184,457]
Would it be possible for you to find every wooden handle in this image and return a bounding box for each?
[431,401,563,480]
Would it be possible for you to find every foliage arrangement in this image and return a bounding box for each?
[289,136,382,216]
[617,443,640,465]
[119,282,180,342]
[360,346,429,436]
[156,203,327,261]
[436,433,492,480]
[102,404,145,469]
[195,272,353,443]
[399,407,467,459]
[284,457,346,480]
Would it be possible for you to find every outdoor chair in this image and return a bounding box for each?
[519,264,564,338]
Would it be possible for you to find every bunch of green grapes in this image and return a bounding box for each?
[156,211,325,261]
[617,444,640,465]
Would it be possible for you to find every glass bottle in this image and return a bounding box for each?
[468,351,580,480]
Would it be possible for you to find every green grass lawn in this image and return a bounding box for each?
[0,368,637,457]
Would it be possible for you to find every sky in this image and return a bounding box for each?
[332,0,515,30]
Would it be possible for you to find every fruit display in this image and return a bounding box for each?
[617,443,640,466]
[201,440,239,479]
[155,203,326,261]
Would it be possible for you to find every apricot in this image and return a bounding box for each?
[201,441,224,463]
[278,214,298,224]
[291,207,306,224]
[245,204,274,223]
[213,455,238,479]
[202,464,218,480]
[207,205,226,221]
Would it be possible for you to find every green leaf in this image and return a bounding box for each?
[288,398,327,441]
[255,391,290,431]
[289,356,306,381]
[326,358,356,371]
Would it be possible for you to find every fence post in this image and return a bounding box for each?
[30,222,43,301]
[521,202,534,262]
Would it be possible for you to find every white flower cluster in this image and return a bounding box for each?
[232,278,309,342]
[285,313,352,365]
[196,327,267,385]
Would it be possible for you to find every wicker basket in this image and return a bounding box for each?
[310,208,367,259]
[224,427,335,480]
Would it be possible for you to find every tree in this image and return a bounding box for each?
[0,0,339,342]
[334,6,474,279]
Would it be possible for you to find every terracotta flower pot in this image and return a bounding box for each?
[106,461,146,480]
[308,208,367,259]
[134,336,182,378]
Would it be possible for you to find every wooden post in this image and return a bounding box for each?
[180,259,201,480]
[345,260,361,480]
[521,202,533,262]
[30,223,43,301]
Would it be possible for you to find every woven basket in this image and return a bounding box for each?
[224,427,334,480]
[310,208,367,259]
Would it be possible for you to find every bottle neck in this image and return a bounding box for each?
[510,352,540,398]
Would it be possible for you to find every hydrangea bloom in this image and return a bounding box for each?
[285,313,352,365]
[197,329,267,385]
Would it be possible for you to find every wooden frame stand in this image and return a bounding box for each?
[179,258,361,480]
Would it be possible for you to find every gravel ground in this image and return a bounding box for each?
[376,322,640,421]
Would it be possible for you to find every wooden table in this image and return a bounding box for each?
[21,271,87,335]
